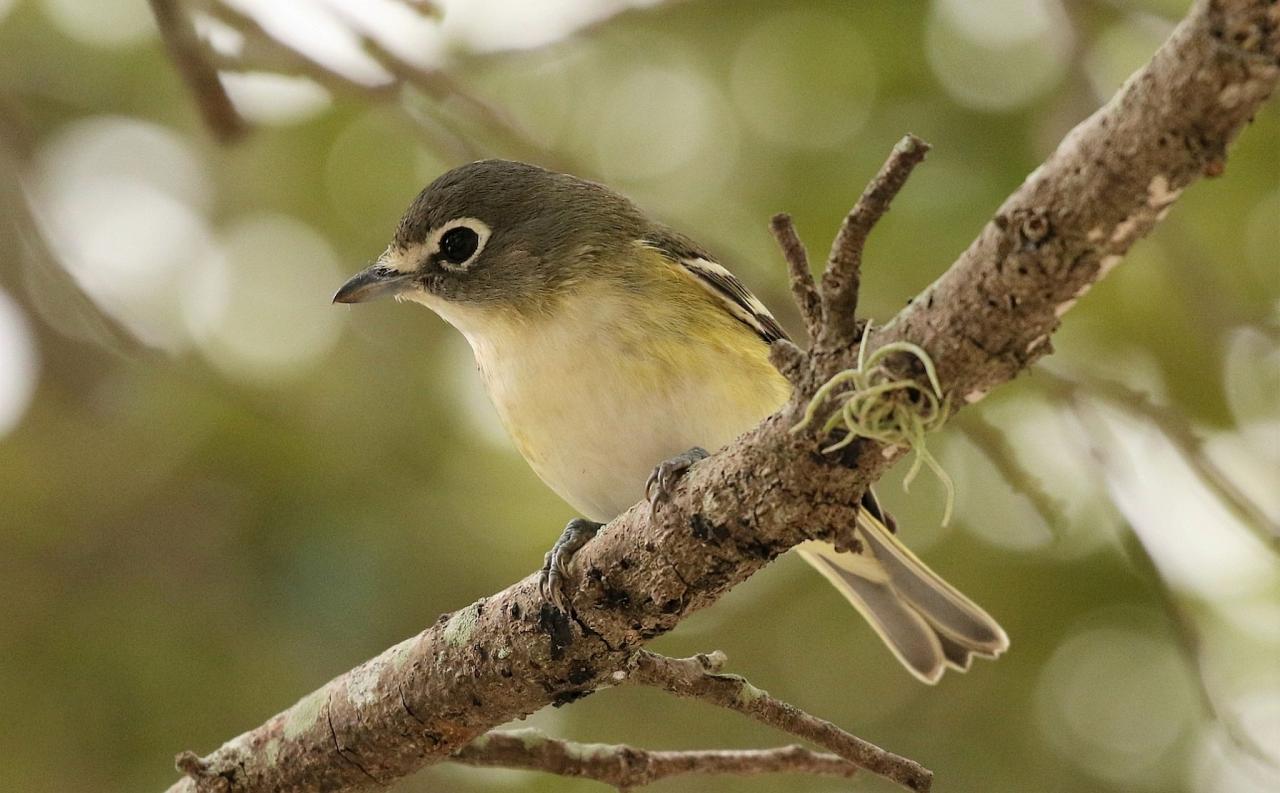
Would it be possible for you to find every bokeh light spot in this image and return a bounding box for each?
[0,288,40,439]
[187,215,344,384]
[1036,623,1197,789]
[39,0,155,48]
[730,9,877,150]
[219,72,331,126]
[593,66,733,184]
[926,0,1071,112]
[1084,16,1174,100]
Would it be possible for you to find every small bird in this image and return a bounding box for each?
[334,160,1007,683]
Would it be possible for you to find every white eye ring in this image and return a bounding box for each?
[428,217,491,272]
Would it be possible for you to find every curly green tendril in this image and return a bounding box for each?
[791,322,955,524]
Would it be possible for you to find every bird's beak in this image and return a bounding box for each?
[332,264,413,304]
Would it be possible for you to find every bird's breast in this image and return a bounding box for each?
[467,289,790,522]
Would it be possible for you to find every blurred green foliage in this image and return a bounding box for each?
[0,1,1276,792]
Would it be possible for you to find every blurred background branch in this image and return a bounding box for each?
[147,0,246,143]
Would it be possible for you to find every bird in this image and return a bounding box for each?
[334,159,1008,684]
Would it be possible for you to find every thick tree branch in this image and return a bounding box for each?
[453,729,859,788]
[164,2,1278,791]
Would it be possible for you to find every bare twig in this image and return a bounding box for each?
[956,410,1072,532]
[452,729,859,788]
[1039,369,1279,545]
[147,0,246,143]
[770,213,822,345]
[1060,395,1279,770]
[162,2,1279,791]
[620,651,932,792]
[203,0,578,169]
[820,134,930,350]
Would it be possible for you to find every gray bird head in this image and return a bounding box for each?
[333,160,647,314]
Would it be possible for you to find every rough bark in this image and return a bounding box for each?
[165,1,1278,791]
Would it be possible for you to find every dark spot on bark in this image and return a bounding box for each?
[638,624,667,640]
[661,599,681,614]
[538,603,574,660]
[993,213,1009,231]
[1019,210,1051,247]
[509,602,521,620]
[471,695,482,707]
[618,556,632,570]
[735,536,776,561]
[477,646,489,662]
[600,586,631,608]
[567,660,595,685]
[552,689,592,707]
[691,514,730,544]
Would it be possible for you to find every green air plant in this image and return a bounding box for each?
[791,322,955,524]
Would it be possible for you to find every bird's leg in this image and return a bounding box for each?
[540,518,604,614]
[645,446,710,519]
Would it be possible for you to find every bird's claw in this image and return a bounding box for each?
[645,446,710,520]
[539,518,603,614]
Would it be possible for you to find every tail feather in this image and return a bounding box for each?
[797,512,1008,684]
[855,514,1008,654]
[799,544,947,683]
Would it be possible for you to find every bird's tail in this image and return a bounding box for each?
[796,511,1008,684]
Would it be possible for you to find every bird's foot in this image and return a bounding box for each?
[645,446,710,519]
[540,518,604,614]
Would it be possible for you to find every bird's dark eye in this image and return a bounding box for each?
[439,226,480,265]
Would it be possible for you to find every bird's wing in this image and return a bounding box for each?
[642,229,789,345]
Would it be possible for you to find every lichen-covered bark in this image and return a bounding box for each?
[166,2,1278,791]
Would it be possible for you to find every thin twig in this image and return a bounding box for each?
[1039,369,1279,546]
[148,0,247,143]
[310,0,577,171]
[205,3,478,160]
[770,213,822,345]
[620,651,932,792]
[956,410,1071,532]
[768,338,806,387]
[452,729,859,788]
[821,134,930,350]
[1061,396,1280,771]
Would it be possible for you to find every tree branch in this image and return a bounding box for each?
[769,213,822,345]
[453,729,859,788]
[163,2,1279,791]
[1038,369,1279,544]
[146,0,246,143]
[821,134,930,351]
[619,651,931,790]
